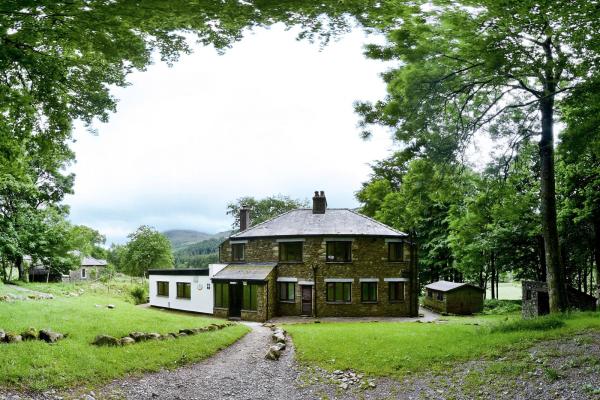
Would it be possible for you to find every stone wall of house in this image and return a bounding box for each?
[220,236,416,318]
[69,266,105,281]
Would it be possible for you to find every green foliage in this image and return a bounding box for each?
[483,300,522,315]
[122,226,173,277]
[226,194,309,230]
[129,284,148,305]
[69,225,106,259]
[489,316,566,333]
[0,291,249,390]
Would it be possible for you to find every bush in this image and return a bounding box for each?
[129,285,148,305]
[490,315,566,333]
[483,299,522,315]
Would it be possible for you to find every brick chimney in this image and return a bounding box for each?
[239,206,251,231]
[312,191,327,214]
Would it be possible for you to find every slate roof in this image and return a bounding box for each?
[81,256,107,267]
[230,209,407,239]
[425,280,484,293]
[212,263,277,281]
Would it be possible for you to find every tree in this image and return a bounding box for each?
[106,243,128,272]
[122,226,173,277]
[354,0,600,312]
[226,195,309,230]
[69,225,106,259]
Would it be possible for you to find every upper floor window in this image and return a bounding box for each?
[232,243,245,261]
[157,281,169,297]
[326,241,352,262]
[279,242,303,262]
[388,241,404,262]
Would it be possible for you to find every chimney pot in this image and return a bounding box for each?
[312,190,327,214]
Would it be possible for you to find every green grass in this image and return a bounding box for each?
[0,292,249,391]
[285,312,600,379]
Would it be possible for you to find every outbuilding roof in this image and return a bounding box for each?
[212,263,277,282]
[425,280,484,293]
[229,209,407,239]
[81,256,107,267]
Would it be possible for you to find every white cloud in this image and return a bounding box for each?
[65,25,395,243]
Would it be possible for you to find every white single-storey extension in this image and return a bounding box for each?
[148,264,227,314]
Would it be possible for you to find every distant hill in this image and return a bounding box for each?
[163,230,215,250]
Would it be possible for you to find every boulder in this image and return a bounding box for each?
[272,331,285,344]
[146,332,161,340]
[39,329,64,343]
[179,328,196,335]
[265,345,283,360]
[273,342,285,351]
[92,335,120,346]
[107,304,115,309]
[0,329,5,342]
[120,337,135,346]
[6,333,22,343]
[21,327,38,341]
[129,332,148,342]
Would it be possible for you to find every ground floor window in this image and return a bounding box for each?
[243,283,258,310]
[81,268,86,278]
[176,282,191,299]
[361,282,378,302]
[278,282,296,302]
[157,281,169,297]
[215,282,229,308]
[389,282,405,302]
[326,282,352,303]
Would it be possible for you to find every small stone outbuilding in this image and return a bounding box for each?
[424,281,484,315]
[522,280,597,319]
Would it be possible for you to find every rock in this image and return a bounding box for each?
[39,329,64,343]
[179,328,196,335]
[92,335,120,346]
[107,304,115,309]
[333,370,343,375]
[273,342,286,351]
[0,329,5,342]
[21,327,38,341]
[368,382,377,388]
[265,345,283,360]
[340,383,349,390]
[6,333,22,343]
[120,337,135,346]
[146,332,161,340]
[272,331,285,343]
[129,332,148,342]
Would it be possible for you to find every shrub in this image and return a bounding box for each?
[129,285,148,305]
[483,299,522,315]
[490,315,565,333]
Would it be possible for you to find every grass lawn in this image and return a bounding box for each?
[0,291,249,391]
[285,312,600,379]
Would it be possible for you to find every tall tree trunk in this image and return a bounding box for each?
[496,270,499,299]
[490,253,496,300]
[538,235,547,281]
[593,214,600,302]
[539,96,567,312]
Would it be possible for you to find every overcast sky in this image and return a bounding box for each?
[65,25,397,244]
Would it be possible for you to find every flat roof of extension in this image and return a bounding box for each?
[148,268,209,276]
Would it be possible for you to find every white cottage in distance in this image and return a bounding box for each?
[148,264,226,314]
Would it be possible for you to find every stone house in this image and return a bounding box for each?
[212,191,419,322]
[522,280,597,318]
[423,281,484,315]
[68,256,108,281]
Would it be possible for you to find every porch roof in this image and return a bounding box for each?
[211,263,276,282]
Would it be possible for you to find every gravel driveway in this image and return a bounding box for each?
[96,322,315,400]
